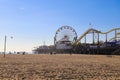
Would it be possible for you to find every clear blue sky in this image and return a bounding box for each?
[0,0,120,52]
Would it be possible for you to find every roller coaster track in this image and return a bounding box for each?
[72,28,101,45]
[73,28,120,45]
[109,37,120,42]
[100,28,120,34]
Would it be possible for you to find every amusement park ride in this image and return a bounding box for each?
[54,26,120,54]
[33,26,120,55]
[54,26,77,50]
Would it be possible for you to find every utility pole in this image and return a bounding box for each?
[4,35,7,58]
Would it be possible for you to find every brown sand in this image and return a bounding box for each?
[0,54,120,80]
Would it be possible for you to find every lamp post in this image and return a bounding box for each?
[3,35,13,58]
[4,35,7,58]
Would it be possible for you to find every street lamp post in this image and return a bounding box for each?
[4,35,7,58]
[3,35,13,58]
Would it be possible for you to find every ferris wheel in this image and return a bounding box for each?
[54,26,77,49]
